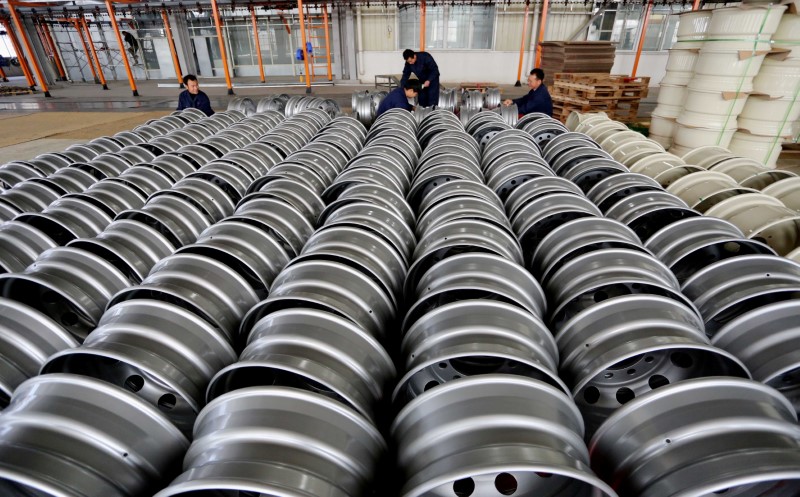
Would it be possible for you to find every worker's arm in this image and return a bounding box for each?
[400,63,412,86]
[195,92,215,116]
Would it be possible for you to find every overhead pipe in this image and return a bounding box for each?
[104,0,139,95]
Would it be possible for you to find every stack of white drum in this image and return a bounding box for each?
[649,10,710,149]
[670,4,787,156]
[731,13,800,167]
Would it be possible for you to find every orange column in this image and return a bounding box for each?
[210,0,234,95]
[297,0,312,93]
[161,8,184,87]
[0,62,7,82]
[534,0,549,68]
[105,0,139,96]
[82,18,108,89]
[73,19,100,84]
[631,0,653,78]
[322,3,332,81]
[692,0,702,11]
[515,2,530,86]
[43,21,67,81]
[8,4,51,96]
[250,6,265,83]
[419,0,426,51]
[1,18,35,88]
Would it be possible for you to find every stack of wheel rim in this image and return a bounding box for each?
[731,12,800,167]
[393,108,617,497]
[351,89,388,127]
[671,4,787,156]
[649,10,709,149]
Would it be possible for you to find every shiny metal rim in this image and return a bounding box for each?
[204,136,240,155]
[420,136,482,166]
[364,137,420,170]
[109,253,259,342]
[412,106,434,124]
[681,255,800,336]
[299,225,407,301]
[287,150,340,182]
[188,164,253,204]
[147,136,183,153]
[252,162,326,195]
[0,373,188,497]
[0,297,77,405]
[33,166,99,194]
[0,164,44,189]
[586,172,664,212]
[482,150,549,181]
[244,178,325,223]
[322,120,366,148]
[739,169,798,190]
[85,154,132,178]
[496,103,520,126]
[43,299,236,435]
[483,130,541,163]
[162,129,196,147]
[176,144,221,166]
[562,158,628,193]
[0,220,57,275]
[313,133,361,160]
[370,110,417,137]
[542,132,600,163]
[234,197,315,256]
[89,136,124,153]
[415,195,512,239]
[522,119,569,147]
[590,377,800,497]
[484,87,501,109]
[0,246,130,341]
[32,151,74,169]
[0,181,60,214]
[461,89,485,110]
[152,153,200,180]
[693,186,776,214]
[407,165,485,208]
[23,157,61,176]
[471,121,513,150]
[532,216,643,281]
[113,165,175,197]
[0,200,20,223]
[511,193,602,254]
[551,146,614,177]
[486,161,558,201]
[16,197,113,245]
[411,252,547,319]
[257,96,288,113]
[177,220,290,298]
[151,178,235,223]
[417,151,481,178]
[300,141,350,171]
[227,96,257,116]
[321,182,416,227]
[117,194,211,248]
[418,121,467,149]
[68,218,175,284]
[208,308,394,421]
[645,217,775,284]
[242,142,285,170]
[325,166,407,199]
[320,201,416,263]
[77,179,147,216]
[62,145,99,163]
[417,179,504,219]
[504,176,585,221]
[713,300,800,413]
[255,259,395,341]
[393,375,617,497]
[118,144,158,164]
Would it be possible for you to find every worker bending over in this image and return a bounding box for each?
[503,68,552,117]
[376,79,422,117]
[400,49,440,108]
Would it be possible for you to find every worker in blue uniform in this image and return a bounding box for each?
[376,79,422,117]
[400,49,440,108]
[176,74,214,117]
[503,68,553,117]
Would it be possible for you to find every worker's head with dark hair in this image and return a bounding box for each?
[183,74,200,95]
[403,49,417,64]
[403,78,422,98]
[527,68,545,90]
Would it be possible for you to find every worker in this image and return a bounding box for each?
[176,74,214,117]
[503,68,553,117]
[376,79,422,117]
[400,49,440,108]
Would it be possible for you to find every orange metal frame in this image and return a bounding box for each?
[82,17,108,89]
[161,8,184,87]
[692,0,702,11]
[105,0,139,96]
[210,0,234,94]
[250,6,266,83]
[534,0,549,68]
[419,0,426,51]
[7,5,51,96]
[297,0,312,93]
[71,18,100,84]
[631,0,653,78]
[515,2,530,86]
[42,20,67,80]
[1,17,35,88]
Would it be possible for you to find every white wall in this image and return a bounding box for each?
[611,51,670,86]
[359,50,535,85]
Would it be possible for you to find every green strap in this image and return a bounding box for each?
[765,78,800,163]
[716,5,773,147]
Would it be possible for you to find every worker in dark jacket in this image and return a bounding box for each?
[377,79,422,117]
[177,74,214,116]
[400,49,440,108]
[503,68,553,117]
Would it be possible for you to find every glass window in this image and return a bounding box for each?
[399,4,493,50]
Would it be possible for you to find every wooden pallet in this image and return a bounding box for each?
[552,96,641,124]
[459,82,498,93]
[0,86,33,97]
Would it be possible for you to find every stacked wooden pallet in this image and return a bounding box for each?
[551,73,650,123]
[539,42,616,85]
[459,82,499,93]
[0,85,33,97]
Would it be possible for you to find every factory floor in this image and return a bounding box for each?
[1,75,796,168]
